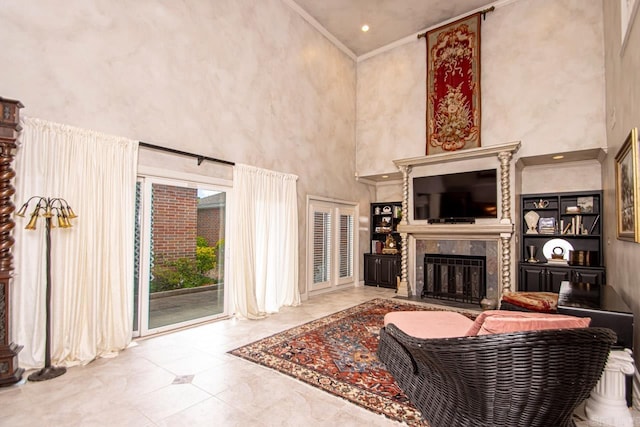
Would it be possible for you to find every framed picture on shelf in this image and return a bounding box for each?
[577,196,594,213]
[615,127,639,242]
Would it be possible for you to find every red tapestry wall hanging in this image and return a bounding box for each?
[426,13,481,155]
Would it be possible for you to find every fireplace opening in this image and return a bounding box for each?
[422,254,486,304]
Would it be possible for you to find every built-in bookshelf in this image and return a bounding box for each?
[519,191,605,292]
[365,202,401,288]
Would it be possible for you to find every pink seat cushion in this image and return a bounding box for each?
[464,310,591,336]
[384,311,474,339]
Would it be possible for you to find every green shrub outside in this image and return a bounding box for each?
[150,237,223,293]
[196,246,216,274]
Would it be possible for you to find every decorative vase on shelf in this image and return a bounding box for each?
[524,210,540,234]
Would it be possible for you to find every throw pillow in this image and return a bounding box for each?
[465,310,590,336]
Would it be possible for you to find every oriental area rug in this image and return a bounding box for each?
[228,298,477,426]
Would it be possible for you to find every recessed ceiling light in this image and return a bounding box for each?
[381,175,389,178]
[361,24,370,32]
[552,155,565,160]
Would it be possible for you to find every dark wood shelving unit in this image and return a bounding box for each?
[364,202,401,288]
[519,191,605,292]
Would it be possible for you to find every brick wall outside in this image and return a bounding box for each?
[197,207,225,246]
[152,184,198,262]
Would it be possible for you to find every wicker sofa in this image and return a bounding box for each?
[377,310,616,427]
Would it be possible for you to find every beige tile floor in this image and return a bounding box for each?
[0,285,638,427]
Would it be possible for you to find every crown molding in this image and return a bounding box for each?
[283,0,357,61]
[357,0,522,62]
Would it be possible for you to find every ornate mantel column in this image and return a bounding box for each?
[397,165,412,297]
[498,150,513,294]
[0,97,24,387]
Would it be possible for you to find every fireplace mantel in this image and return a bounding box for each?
[394,141,521,168]
[398,223,514,239]
[393,142,521,300]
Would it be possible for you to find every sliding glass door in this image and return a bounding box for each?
[134,177,228,336]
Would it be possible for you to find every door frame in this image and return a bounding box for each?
[134,169,232,337]
[305,195,359,299]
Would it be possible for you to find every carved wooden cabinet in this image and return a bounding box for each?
[0,96,24,386]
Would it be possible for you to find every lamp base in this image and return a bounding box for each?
[28,365,66,382]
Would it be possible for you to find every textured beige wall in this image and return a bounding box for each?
[0,0,366,296]
[356,0,606,182]
[1,0,624,308]
[356,0,607,300]
[520,160,603,195]
[603,0,640,371]
[356,40,425,177]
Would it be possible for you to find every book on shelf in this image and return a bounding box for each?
[589,214,600,234]
[567,215,586,235]
[561,215,594,235]
[537,217,556,234]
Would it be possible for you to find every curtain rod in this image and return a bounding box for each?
[139,142,235,166]
[417,6,495,39]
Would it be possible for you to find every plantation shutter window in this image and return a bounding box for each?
[313,210,332,284]
[307,199,356,293]
[339,213,354,279]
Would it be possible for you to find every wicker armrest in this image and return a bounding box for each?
[378,325,419,374]
[378,324,616,427]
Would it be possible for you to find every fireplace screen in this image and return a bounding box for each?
[423,254,486,304]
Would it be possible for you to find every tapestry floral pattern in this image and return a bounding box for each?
[426,14,481,154]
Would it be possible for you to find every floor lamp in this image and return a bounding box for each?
[16,196,77,381]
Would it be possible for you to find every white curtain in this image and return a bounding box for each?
[229,164,300,319]
[12,117,138,368]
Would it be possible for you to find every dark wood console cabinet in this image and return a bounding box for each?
[519,263,605,293]
[557,281,633,406]
[364,253,399,288]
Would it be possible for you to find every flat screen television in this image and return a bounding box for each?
[413,169,497,221]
